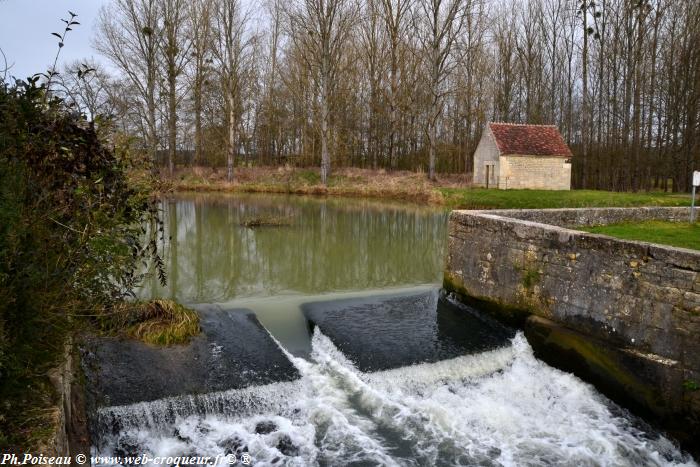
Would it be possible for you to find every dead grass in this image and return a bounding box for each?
[158,166,689,209]
[104,299,200,346]
[164,166,467,204]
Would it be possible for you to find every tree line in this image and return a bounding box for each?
[58,0,700,190]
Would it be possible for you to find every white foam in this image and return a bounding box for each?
[93,331,696,467]
[94,380,306,432]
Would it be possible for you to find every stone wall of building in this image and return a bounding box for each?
[444,207,700,448]
[499,155,571,190]
[472,129,500,188]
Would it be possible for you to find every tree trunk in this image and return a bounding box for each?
[428,116,436,180]
[320,80,330,185]
[388,52,398,170]
[194,79,203,166]
[147,85,158,175]
[631,7,645,192]
[581,4,589,189]
[168,70,177,177]
[428,32,439,182]
[319,43,331,185]
[227,94,236,183]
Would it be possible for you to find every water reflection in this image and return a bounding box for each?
[140,193,448,303]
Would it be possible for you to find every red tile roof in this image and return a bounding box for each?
[489,123,573,158]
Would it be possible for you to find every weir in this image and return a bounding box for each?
[301,289,514,371]
[88,308,692,465]
[83,306,299,409]
[84,290,694,465]
[444,206,700,451]
[76,196,697,465]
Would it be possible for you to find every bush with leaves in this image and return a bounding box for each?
[0,77,164,450]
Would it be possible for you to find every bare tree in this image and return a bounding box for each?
[159,0,192,176]
[212,0,255,182]
[55,60,115,121]
[188,0,214,167]
[379,0,412,169]
[95,0,160,166]
[452,0,488,173]
[415,0,470,180]
[261,0,284,165]
[0,47,11,82]
[286,0,359,185]
[359,0,388,169]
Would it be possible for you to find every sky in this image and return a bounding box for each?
[0,0,108,81]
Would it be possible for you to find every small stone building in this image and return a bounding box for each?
[473,123,573,190]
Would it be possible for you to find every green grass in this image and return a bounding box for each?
[581,221,700,251]
[439,188,690,210]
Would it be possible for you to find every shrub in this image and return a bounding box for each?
[0,78,164,450]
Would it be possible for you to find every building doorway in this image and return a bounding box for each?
[485,163,496,188]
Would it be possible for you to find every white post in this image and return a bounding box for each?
[692,171,700,223]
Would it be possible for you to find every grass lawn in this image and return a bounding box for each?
[581,221,700,251]
[440,188,691,210]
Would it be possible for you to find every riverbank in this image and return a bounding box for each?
[161,166,691,209]
[162,166,455,204]
[0,299,200,454]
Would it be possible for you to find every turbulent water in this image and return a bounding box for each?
[93,329,694,466]
[95,194,695,466]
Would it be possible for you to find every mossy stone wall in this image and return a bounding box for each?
[444,207,700,448]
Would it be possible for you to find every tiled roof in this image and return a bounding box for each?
[489,123,573,158]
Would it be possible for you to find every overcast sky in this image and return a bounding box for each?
[0,0,108,81]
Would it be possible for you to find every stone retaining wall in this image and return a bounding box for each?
[444,207,700,449]
[43,341,90,466]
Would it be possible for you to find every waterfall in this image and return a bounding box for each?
[91,329,694,466]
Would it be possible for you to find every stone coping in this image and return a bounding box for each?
[455,206,692,226]
[447,206,700,369]
[450,206,700,259]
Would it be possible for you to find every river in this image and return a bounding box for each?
[91,193,695,466]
